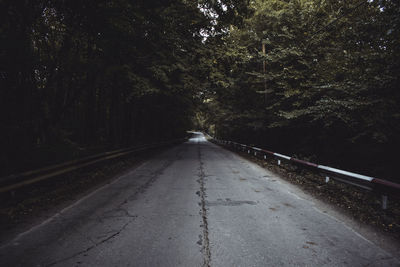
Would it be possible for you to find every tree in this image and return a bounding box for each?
[202,0,400,180]
[0,0,219,175]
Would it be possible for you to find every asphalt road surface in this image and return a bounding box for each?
[1,133,399,266]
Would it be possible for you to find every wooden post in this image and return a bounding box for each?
[262,43,267,104]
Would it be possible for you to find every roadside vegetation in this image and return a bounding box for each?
[1,0,245,175]
[198,0,399,182]
[1,0,399,183]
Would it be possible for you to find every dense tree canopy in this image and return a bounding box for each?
[0,0,248,175]
[200,0,400,180]
[1,0,398,181]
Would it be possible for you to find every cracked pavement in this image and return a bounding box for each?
[0,133,399,266]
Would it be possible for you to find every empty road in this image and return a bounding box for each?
[0,133,399,266]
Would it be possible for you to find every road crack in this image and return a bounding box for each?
[125,149,181,203]
[45,147,185,266]
[46,220,132,266]
[197,144,211,267]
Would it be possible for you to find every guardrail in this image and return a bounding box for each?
[209,136,400,210]
[0,138,186,193]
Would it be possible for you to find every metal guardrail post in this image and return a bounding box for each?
[382,195,388,210]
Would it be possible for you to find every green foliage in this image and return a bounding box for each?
[202,0,400,179]
[0,0,221,175]
[1,0,399,180]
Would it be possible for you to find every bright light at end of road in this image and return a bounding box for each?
[188,132,207,142]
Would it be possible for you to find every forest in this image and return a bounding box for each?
[1,0,399,181]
